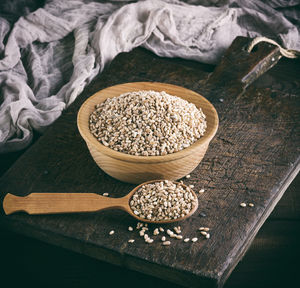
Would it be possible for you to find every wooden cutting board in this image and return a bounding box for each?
[0,37,299,287]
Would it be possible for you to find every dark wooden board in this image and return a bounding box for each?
[0,37,299,287]
[1,175,299,288]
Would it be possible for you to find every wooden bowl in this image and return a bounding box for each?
[77,82,218,184]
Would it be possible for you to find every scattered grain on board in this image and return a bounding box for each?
[128,226,133,231]
[89,90,207,156]
[136,222,143,229]
[199,188,205,193]
[191,237,198,242]
[174,226,181,234]
[103,193,109,197]
[161,236,166,242]
[163,241,171,246]
[129,180,197,221]
[206,233,210,239]
[153,228,159,235]
[240,202,247,207]
[146,238,154,244]
[109,230,115,235]
[184,238,190,242]
[185,174,191,179]
[128,239,135,243]
[249,203,254,207]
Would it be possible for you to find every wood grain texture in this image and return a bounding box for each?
[0,37,299,287]
[77,82,218,183]
[3,193,128,215]
[1,176,299,288]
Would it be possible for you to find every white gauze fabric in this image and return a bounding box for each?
[0,0,299,152]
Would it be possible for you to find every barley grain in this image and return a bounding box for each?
[136,222,143,229]
[130,180,197,221]
[174,227,181,234]
[89,90,207,156]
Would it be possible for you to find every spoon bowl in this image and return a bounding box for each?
[3,180,199,224]
[124,180,199,224]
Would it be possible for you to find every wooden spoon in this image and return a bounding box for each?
[3,180,198,224]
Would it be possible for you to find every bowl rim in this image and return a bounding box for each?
[77,82,219,164]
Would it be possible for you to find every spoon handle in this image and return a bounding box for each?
[3,193,127,215]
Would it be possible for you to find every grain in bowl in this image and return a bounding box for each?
[89,90,207,156]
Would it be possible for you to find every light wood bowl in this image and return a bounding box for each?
[77,82,218,184]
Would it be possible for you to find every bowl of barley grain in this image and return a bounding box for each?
[77,82,218,184]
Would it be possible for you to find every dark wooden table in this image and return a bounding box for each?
[0,44,299,287]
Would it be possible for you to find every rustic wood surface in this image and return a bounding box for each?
[1,177,298,288]
[0,37,299,287]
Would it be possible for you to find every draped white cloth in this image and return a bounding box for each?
[0,0,299,152]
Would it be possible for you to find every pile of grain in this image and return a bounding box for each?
[89,90,206,156]
[129,180,197,221]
